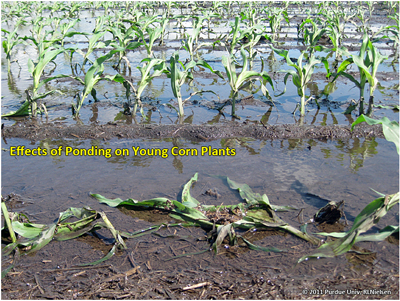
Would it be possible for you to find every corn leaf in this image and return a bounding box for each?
[298,192,399,262]
[351,115,399,154]
[181,173,200,208]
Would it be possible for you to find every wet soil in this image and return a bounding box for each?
[2,120,384,143]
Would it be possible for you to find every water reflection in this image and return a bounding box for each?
[6,135,389,176]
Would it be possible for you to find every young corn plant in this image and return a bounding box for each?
[105,22,141,67]
[271,46,321,118]
[222,47,274,118]
[133,24,163,58]
[70,49,126,117]
[299,18,328,56]
[264,6,290,42]
[120,58,168,118]
[1,19,26,72]
[2,46,70,118]
[181,17,214,61]
[168,52,223,119]
[332,33,388,115]
[240,24,269,70]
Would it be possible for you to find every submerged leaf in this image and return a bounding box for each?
[78,244,117,266]
[239,236,285,253]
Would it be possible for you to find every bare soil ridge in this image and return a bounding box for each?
[2,122,384,142]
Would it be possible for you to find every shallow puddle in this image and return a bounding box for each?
[2,136,398,295]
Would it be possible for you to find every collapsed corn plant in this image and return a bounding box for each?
[299,192,399,263]
[1,202,127,279]
[91,173,320,254]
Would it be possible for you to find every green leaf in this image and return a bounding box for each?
[78,244,117,266]
[181,173,200,208]
[351,115,399,154]
[239,236,284,253]
[1,100,30,117]
[11,221,45,238]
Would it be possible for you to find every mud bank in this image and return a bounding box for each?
[2,121,384,142]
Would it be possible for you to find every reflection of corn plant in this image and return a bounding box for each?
[332,33,388,115]
[1,19,25,72]
[222,47,274,118]
[272,46,321,117]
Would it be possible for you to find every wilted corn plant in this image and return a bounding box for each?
[222,47,274,118]
[1,203,131,278]
[332,33,388,115]
[272,46,321,119]
[92,173,320,256]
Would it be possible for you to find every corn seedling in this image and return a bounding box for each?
[168,52,223,118]
[272,46,322,118]
[2,46,70,118]
[105,22,141,66]
[222,47,274,118]
[133,24,163,58]
[240,24,269,70]
[182,18,213,61]
[264,6,290,42]
[299,18,328,56]
[120,58,168,118]
[1,19,25,72]
[75,31,106,66]
[69,49,126,117]
[332,33,388,115]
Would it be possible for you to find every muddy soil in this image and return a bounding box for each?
[2,121,398,300]
[2,120,384,142]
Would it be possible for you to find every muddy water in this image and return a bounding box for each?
[2,137,398,291]
[2,4,399,127]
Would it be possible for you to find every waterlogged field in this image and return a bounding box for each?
[1,136,399,299]
[1,1,399,124]
[1,1,399,300]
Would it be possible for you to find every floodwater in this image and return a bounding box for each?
[1,5,399,126]
[1,2,399,299]
[2,137,398,294]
